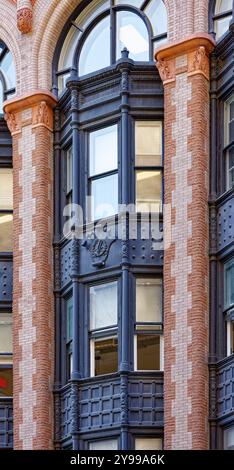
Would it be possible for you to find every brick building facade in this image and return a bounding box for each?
[0,0,233,451]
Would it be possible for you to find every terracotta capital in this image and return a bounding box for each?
[155,34,215,84]
[3,90,58,135]
[16,1,36,34]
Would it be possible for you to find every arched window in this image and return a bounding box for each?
[54,0,165,450]
[0,41,16,113]
[55,0,167,94]
[212,0,233,40]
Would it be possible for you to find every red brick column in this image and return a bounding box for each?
[156,35,215,450]
[4,91,57,450]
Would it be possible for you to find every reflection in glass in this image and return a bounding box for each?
[224,259,234,308]
[216,0,232,13]
[0,367,13,397]
[137,335,160,370]
[0,79,3,113]
[0,169,13,210]
[0,213,13,252]
[58,26,80,70]
[1,52,16,89]
[135,121,162,166]
[116,11,149,61]
[135,438,162,451]
[91,173,118,220]
[228,147,234,189]
[224,426,234,450]
[136,170,162,212]
[90,125,118,176]
[90,282,118,330]
[89,439,118,450]
[94,337,118,375]
[215,15,232,39]
[136,278,162,323]
[79,16,110,76]
[0,313,12,354]
[145,0,168,37]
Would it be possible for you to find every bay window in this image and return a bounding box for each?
[54,0,166,450]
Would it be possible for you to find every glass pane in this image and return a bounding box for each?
[79,16,110,76]
[91,173,118,220]
[0,213,13,252]
[135,438,162,450]
[224,259,234,308]
[94,337,118,375]
[0,313,12,354]
[89,439,118,450]
[115,0,142,5]
[229,119,234,143]
[230,100,234,121]
[135,121,162,166]
[0,79,3,113]
[0,367,13,397]
[137,335,160,370]
[224,426,234,450]
[116,11,149,61]
[58,26,80,70]
[66,147,73,194]
[66,297,73,343]
[215,15,232,39]
[216,0,233,13]
[228,147,234,189]
[153,36,168,54]
[0,169,13,210]
[1,52,16,89]
[145,0,168,37]
[75,0,109,31]
[58,73,70,95]
[89,125,118,176]
[232,322,234,355]
[136,170,162,212]
[136,278,162,323]
[90,282,118,330]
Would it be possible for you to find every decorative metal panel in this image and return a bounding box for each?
[0,399,13,449]
[60,387,72,439]
[79,378,121,432]
[0,259,13,302]
[128,376,164,426]
[60,242,72,288]
[217,356,234,418]
[217,196,234,252]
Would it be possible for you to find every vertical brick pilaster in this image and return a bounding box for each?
[4,91,57,450]
[156,35,215,450]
